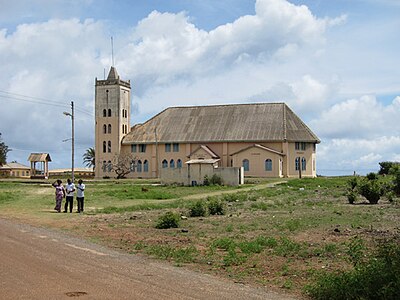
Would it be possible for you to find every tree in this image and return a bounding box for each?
[82,147,95,170]
[111,153,137,179]
[0,133,10,166]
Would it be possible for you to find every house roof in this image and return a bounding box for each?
[230,144,285,156]
[28,153,52,162]
[0,162,30,170]
[122,103,320,144]
[188,145,220,159]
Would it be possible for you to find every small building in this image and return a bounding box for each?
[0,162,31,178]
[49,168,94,178]
[28,153,51,179]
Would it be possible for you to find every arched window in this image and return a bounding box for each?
[107,160,112,172]
[242,159,249,172]
[177,159,182,169]
[102,161,107,172]
[137,160,142,172]
[108,109,111,117]
[103,124,107,134]
[103,109,107,117]
[108,124,111,134]
[170,159,175,168]
[144,160,149,172]
[162,159,168,168]
[130,160,135,172]
[103,141,106,153]
[295,157,300,171]
[265,159,272,171]
[107,141,111,153]
[301,157,306,171]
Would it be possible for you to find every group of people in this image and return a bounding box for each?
[52,179,85,213]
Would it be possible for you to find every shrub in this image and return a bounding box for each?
[357,179,381,204]
[155,211,180,229]
[207,197,225,215]
[203,175,210,186]
[347,177,358,190]
[189,200,207,217]
[347,190,357,204]
[305,238,400,300]
[390,166,400,196]
[379,161,399,175]
[366,172,378,180]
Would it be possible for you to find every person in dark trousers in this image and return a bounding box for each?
[64,178,75,213]
[76,179,85,213]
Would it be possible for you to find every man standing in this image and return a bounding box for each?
[64,178,75,213]
[76,179,85,213]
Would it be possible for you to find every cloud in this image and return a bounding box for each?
[310,95,400,139]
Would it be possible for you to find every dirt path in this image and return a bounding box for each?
[0,218,296,300]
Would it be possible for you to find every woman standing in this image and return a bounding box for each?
[52,179,65,212]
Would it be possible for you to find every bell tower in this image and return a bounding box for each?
[94,67,131,178]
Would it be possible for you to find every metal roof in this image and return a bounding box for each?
[122,103,320,144]
[28,153,52,162]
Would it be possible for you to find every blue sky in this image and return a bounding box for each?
[0,0,399,175]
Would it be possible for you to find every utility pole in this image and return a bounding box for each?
[64,101,75,182]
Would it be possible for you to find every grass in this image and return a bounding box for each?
[0,176,399,297]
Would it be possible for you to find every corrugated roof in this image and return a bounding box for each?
[0,162,30,170]
[28,153,52,162]
[122,103,320,144]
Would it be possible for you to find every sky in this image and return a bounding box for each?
[0,0,399,175]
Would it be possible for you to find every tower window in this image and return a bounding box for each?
[103,141,106,153]
[108,141,111,153]
[103,109,107,117]
[103,124,107,134]
[108,124,111,134]
[108,109,111,117]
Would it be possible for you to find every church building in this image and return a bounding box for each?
[95,67,320,179]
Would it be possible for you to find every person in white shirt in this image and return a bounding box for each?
[76,179,85,213]
[64,178,75,213]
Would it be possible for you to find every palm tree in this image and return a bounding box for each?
[82,147,95,170]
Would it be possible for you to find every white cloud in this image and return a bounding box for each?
[310,95,400,139]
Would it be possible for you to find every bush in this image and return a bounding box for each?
[379,161,399,175]
[207,197,225,215]
[347,191,357,204]
[347,177,358,190]
[366,172,378,180]
[305,238,400,300]
[390,166,400,196]
[155,211,180,229]
[189,200,207,217]
[209,174,223,185]
[357,179,381,204]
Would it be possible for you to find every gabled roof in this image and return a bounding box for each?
[230,144,285,156]
[28,153,52,162]
[188,145,220,159]
[122,103,320,144]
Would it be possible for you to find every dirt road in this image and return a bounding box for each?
[0,218,296,300]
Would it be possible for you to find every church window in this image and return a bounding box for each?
[143,160,149,172]
[108,124,111,134]
[170,159,175,168]
[131,144,137,153]
[139,144,146,153]
[173,143,179,152]
[165,143,171,152]
[103,124,107,134]
[137,160,142,172]
[295,157,300,171]
[102,161,107,172]
[108,109,111,117]
[107,160,112,172]
[301,157,306,171]
[162,160,168,168]
[265,159,272,171]
[243,159,249,172]
[177,159,182,169]
[103,109,107,117]
[108,141,111,153]
[103,141,106,153]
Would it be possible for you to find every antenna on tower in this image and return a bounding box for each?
[111,36,115,67]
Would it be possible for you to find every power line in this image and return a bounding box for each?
[0,90,94,116]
